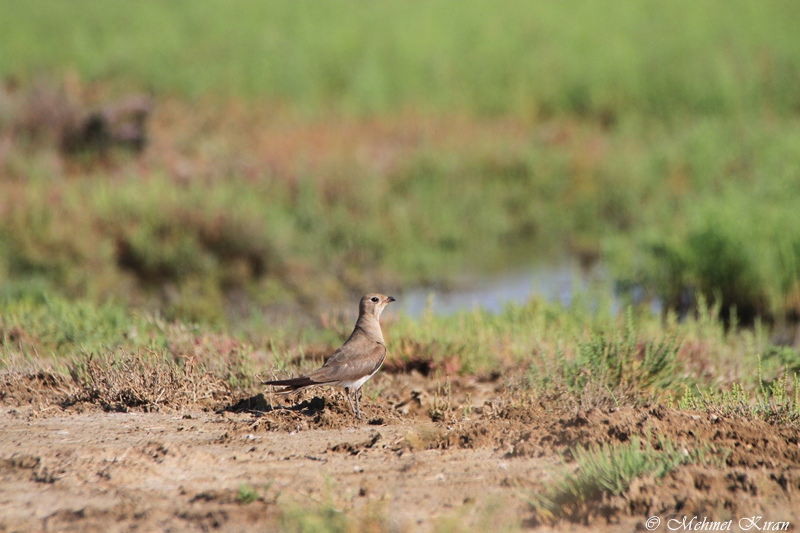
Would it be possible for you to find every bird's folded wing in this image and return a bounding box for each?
[307,337,386,384]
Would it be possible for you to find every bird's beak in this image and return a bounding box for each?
[386,296,396,303]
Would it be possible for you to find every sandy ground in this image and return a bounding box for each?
[0,410,539,532]
[2,372,800,532]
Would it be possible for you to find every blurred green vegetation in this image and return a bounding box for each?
[2,114,799,322]
[2,1,799,119]
[0,1,799,324]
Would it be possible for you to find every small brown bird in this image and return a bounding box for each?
[263,294,395,419]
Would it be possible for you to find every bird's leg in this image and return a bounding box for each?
[344,387,358,418]
[355,387,363,419]
[353,387,362,420]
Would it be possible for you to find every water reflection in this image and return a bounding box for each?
[395,260,637,318]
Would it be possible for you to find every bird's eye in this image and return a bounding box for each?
[371,297,379,302]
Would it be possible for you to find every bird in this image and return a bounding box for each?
[263,293,395,419]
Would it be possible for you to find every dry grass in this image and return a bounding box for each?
[1,352,232,413]
[0,368,79,408]
[67,351,232,412]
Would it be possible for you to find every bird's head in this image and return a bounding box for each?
[359,293,395,318]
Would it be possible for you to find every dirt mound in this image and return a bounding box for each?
[436,402,800,525]
[481,404,800,469]
[521,464,800,527]
[219,390,407,434]
[215,371,493,434]
[625,466,800,522]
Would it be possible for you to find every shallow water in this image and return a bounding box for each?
[394,260,645,318]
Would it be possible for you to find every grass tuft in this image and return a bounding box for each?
[528,308,684,407]
[532,435,719,523]
[67,351,230,412]
[236,484,261,505]
[676,357,800,425]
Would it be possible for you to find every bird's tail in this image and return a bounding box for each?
[262,376,316,394]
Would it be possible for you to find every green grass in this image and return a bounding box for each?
[279,503,351,533]
[2,1,799,120]
[1,290,788,406]
[0,288,167,357]
[530,310,681,405]
[676,356,800,425]
[532,435,721,522]
[236,484,261,505]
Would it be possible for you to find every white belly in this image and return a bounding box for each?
[337,365,381,391]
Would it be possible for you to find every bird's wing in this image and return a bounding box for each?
[306,335,386,384]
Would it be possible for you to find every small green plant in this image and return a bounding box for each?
[429,377,453,422]
[279,500,349,533]
[236,484,260,504]
[677,356,800,424]
[529,308,683,406]
[462,393,474,418]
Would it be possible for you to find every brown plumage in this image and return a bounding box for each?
[263,293,395,419]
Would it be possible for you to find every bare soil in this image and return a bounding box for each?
[2,371,800,532]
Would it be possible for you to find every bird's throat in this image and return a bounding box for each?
[354,315,385,344]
